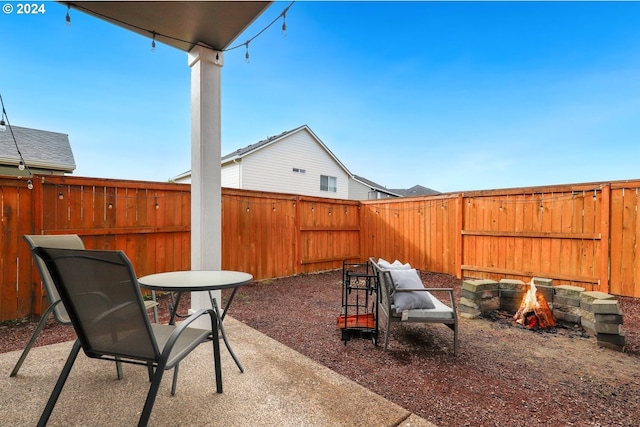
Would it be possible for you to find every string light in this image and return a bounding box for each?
[0,93,33,186]
[65,4,71,26]
[215,51,220,65]
[65,1,295,64]
[282,9,287,36]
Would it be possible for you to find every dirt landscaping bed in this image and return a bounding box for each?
[2,270,639,426]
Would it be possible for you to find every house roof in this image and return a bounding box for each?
[0,125,76,173]
[172,125,353,182]
[222,124,352,174]
[389,185,441,197]
[352,175,402,197]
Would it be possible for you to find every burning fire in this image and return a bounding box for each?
[513,281,555,329]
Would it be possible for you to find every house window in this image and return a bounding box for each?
[320,175,337,192]
[292,168,306,174]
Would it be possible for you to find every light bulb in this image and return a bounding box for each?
[151,32,156,52]
[27,180,33,190]
[18,161,25,171]
[0,119,6,132]
[282,20,287,36]
[65,5,71,26]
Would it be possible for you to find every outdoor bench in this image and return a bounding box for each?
[369,257,458,355]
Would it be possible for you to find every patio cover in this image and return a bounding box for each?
[63,1,273,322]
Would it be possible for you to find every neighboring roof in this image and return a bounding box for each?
[222,124,352,175]
[389,185,441,197]
[172,125,354,182]
[352,175,402,197]
[0,125,76,173]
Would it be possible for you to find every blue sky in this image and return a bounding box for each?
[2,1,640,193]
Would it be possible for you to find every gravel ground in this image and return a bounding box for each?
[2,270,639,427]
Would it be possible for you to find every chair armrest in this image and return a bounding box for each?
[160,308,217,363]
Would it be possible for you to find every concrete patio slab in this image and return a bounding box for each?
[0,317,436,427]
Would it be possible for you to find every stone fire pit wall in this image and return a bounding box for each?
[459,278,626,352]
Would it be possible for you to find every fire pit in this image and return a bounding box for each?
[459,278,627,352]
[513,281,555,329]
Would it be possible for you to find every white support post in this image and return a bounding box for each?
[188,46,223,328]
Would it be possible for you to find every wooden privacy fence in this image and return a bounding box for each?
[2,174,640,321]
[361,180,640,299]
[0,175,362,321]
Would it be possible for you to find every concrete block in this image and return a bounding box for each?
[460,296,479,310]
[580,291,615,304]
[580,300,595,314]
[592,299,621,315]
[500,289,526,299]
[597,331,626,347]
[581,309,595,324]
[554,285,585,298]
[462,279,498,293]
[553,295,581,307]
[498,279,526,290]
[458,304,480,318]
[594,313,623,325]
[595,322,622,335]
[460,289,478,301]
[532,277,553,286]
[581,318,595,335]
[553,308,581,324]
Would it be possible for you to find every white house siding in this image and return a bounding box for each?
[239,129,349,199]
[221,161,241,188]
[348,178,374,200]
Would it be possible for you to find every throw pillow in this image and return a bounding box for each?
[389,269,435,311]
[377,258,412,270]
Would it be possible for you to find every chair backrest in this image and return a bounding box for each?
[23,234,86,324]
[32,247,161,362]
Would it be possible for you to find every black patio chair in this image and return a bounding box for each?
[33,247,222,427]
[10,235,159,379]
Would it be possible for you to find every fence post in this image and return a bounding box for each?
[295,195,301,275]
[599,184,611,293]
[456,193,463,279]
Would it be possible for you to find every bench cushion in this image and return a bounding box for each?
[391,294,454,319]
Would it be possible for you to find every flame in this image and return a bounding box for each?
[522,282,540,311]
[514,282,539,325]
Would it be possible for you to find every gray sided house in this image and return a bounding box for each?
[172,124,437,200]
[0,126,75,176]
[174,125,373,200]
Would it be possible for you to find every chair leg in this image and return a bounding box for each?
[138,365,166,427]
[170,364,179,396]
[37,340,82,427]
[211,313,223,393]
[10,304,57,377]
[115,358,123,380]
[383,320,391,351]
